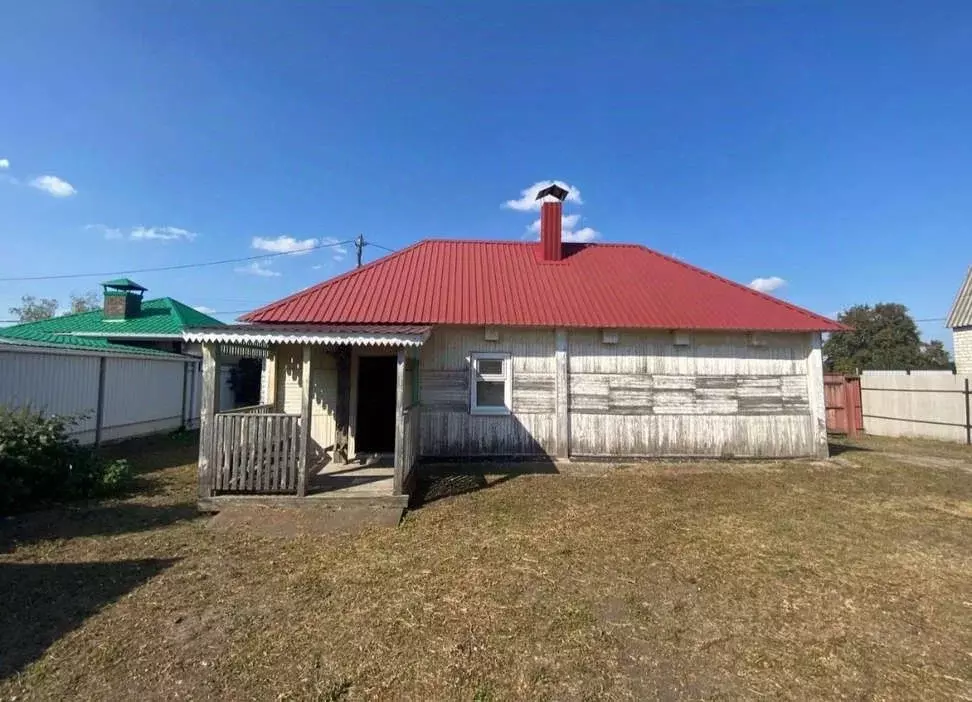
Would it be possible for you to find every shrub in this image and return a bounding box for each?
[98,459,133,495]
[0,407,133,514]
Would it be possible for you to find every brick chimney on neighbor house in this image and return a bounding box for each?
[101,278,147,319]
[536,183,569,262]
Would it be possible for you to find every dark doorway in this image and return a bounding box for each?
[355,355,397,453]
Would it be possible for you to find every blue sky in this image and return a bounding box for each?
[1,1,969,348]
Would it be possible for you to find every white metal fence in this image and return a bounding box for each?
[861,370,972,444]
[0,343,202,445]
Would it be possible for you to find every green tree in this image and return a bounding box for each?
[824,303,952,373]
[68,291,100,315]
[9,295,58,322]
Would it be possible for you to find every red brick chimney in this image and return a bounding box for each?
[536,183,569,261]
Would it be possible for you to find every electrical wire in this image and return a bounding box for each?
[0,238,357,282]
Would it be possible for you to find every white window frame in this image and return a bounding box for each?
[470,352,512,415]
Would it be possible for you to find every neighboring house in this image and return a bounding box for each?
[186,186,842,509]
[0,279,221,356]
[0,280,250,444]
[946,267,972,376]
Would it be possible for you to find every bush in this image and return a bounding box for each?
[0,407,133,515]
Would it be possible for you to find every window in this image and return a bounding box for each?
[470,352,511,415]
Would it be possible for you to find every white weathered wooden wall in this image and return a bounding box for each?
[273,344,337,462]
[415,326,821,458]
[0,345,200,445]
[418,327,557,456]
[568,330,817,457]
[861,371,970,443]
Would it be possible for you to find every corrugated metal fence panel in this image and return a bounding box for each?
[100,357,187,442]
[0,346,197,444]
[0,348,101,440]
[861,371,969,443]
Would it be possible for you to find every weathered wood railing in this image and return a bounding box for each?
[232,403,274,415]
[400,405,420,492]
[211,412,302,493]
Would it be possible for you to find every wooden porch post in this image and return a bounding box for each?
[198,342,221,499]
[264,348,278,410]
[333,346,351,464]
[297,344,313,497]
[393,347,406,495]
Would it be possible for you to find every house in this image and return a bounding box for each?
[185,185,842,509]
[0,280,258,444]
[946,267,972,376]
[0,279,221,356]
[0,279,267,411]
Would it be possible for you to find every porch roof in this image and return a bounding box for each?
[183,323,431,347]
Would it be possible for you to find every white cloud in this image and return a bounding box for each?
[130,226,197,242]
[527,213,581,234]
[502,180,583,211]
[89,224,197,242]
[0,158,9,169]
[252,235,318,256]
[563,227,600,243]
[311,264,324,270]
[235,260,280,277]
[85,223,123,240]
[525,213,600,242]
[749,276,787,293]
[321,236,348,261]
[192,305,217,314]
[30,174,76,197]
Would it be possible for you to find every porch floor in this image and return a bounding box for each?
[200,455,404,512]
[308,454,395,497]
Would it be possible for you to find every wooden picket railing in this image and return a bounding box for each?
[232,403,274,415]
[211,412,301,493]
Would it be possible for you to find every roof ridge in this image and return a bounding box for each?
[239,239,430,322]
[945,265,972,328]
[163,297,189,328]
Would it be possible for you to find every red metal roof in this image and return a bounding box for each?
[242,240,843,332]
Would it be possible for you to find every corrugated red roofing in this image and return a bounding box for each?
[242,240,843,332]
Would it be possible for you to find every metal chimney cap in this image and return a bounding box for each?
[535,183,569,202]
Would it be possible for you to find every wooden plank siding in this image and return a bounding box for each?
[567,330,817,457]
[418,327,557,456]
[274,344,338,465]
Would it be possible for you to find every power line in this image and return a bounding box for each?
[0,238,356,283]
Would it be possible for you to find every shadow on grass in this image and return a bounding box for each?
[828,440,873,457]
[97,430,200,475]
[0,502,199,553]
[0,558,179,680]
[410,460,560,508]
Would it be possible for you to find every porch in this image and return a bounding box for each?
[185,325,430,510]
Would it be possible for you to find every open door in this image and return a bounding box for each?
[355,355,397,453]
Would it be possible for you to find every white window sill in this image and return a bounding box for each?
[470,407,511,416]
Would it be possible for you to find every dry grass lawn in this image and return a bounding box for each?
[1,433,970,701]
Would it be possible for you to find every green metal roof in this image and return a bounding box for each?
[0,297,224,355]
[102,278,148,291]
[0,334,186,358]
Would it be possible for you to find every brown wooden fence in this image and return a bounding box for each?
[211,412,301,493]
[824,374,863,437]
